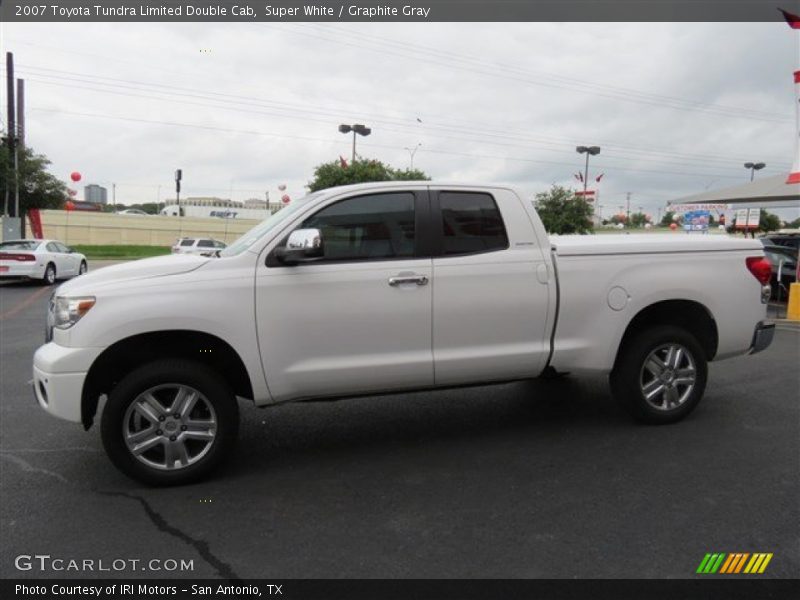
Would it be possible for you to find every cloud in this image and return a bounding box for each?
[3,21,798,219]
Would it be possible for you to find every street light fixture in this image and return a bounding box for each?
[576,145,601,194]
[744,162,766,181]
[339,123,372,163]
[404,143,422,169]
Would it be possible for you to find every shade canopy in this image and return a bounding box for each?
[670,174,799,206]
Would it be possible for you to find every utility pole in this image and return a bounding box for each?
[112,183,117,212]
[626,192,631,219]
[16,78,25,236]
[5,52,16,220]
[175,169,182,216]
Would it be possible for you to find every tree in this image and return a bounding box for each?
[307,158,430,192]
[788,217,800,229]
[0,144,67,216]
[759,210,781,233]
[660,211,677,227]
[628,212,650,228]
[534,185,594,235]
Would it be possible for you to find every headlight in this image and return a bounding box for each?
[53,296,96,330]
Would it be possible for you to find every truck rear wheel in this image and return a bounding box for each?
[101,359,239,485]
[611,325,707,424]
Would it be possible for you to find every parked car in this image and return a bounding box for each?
[171,237,227,256]
[762,244,797,300]
[0,239,87,285]
[116,209,151,216]
[33,182,774,485]
[760,231,800,253]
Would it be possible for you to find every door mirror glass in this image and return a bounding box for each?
[276,228,324,265]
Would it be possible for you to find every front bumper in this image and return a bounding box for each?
[32,343,103,423]
[749,321,775,355]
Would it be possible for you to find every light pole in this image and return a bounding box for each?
[744,162,765,181]
[576,145,601,194]
[339,124,372,163]
[404,143,422,169]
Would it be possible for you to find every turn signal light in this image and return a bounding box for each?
[746,256,772,285]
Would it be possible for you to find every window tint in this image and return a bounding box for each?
[0,241,40,251]
[197,240,215,248]
[299,192,415,261]
[55,242,70,253]
[439,192,508,256]
[214,241,226,248]
[180,239,195,247]
[46,242,59,252]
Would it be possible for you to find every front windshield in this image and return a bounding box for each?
[220,193,322,257]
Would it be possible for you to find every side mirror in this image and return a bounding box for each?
[275,228,324,265]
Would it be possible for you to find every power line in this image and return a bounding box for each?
[10,67,789,171]
[29,106,766,182]
[270,23,792,124]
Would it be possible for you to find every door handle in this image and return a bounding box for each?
[388,275,429,287]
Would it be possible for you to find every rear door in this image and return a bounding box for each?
[430,188,552,384]
[54,242,79,276]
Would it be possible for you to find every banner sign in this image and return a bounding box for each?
[735,209,750,229]
[683,210,710,232]
[669,203,729,213]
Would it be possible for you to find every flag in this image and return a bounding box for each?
[596,173,604,182]
[577,172,584,182]
[574,173,581,181]
[779,8,800,28]
[339,156,348,168]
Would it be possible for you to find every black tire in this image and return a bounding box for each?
[610,325,708,424]
[101,359,239,486]
[78,261,88,276]
[42,263,56,285]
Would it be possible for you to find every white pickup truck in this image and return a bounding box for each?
[33,182,775,485]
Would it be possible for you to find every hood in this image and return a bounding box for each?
[57,254,210,294]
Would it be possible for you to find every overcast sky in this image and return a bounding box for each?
[1,21,798,219]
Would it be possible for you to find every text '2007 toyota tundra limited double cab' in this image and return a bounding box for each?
[33,182,775,485]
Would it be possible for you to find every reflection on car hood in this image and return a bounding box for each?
[57,254,210,294]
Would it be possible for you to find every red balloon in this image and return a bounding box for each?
[669,222,678,230]
[281,194,291,204]
[64,200,76,211]
[70,172,81,182]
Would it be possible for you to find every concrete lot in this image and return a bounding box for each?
[1,265,798,579]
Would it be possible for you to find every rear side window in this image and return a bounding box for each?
[197,240,215,248]
[438,192,508,256]
[46,242,59,252]
[0,241,39,251]
[180,239,195,247]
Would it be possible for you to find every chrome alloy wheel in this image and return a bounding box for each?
[639,343,697,411]
[122,384,217,471]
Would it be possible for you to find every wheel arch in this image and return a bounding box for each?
[613,299,718,373]
[81,330,254,430]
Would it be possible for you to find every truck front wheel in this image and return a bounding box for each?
[611,325,708,424]
[101,359,239,485]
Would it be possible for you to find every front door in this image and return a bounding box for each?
[255,190,434,402]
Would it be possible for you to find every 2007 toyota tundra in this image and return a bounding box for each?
[33,182,775,484]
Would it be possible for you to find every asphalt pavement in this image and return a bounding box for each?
[1,268,798,579]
